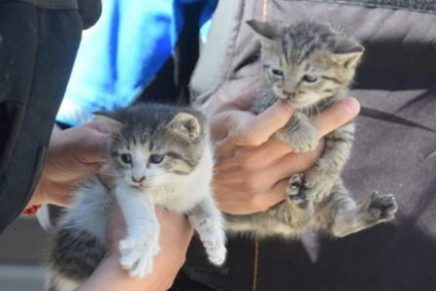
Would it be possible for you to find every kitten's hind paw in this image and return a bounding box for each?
[287,173,307,203]
[366,192,398,222]
[204,241,227,266]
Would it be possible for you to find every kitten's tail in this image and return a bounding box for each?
[46,227,107,291]
[46,269,80,291]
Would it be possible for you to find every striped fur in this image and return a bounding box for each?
[50,228,106,281]
[226,20,397,238]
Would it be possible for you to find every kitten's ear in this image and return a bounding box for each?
[333,42,364,69]
[246,20,280,41]
[167,112,202,140]
[94,112,123,132]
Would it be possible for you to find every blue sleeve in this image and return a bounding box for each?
[57,0,216,126]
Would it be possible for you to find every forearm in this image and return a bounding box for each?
[75,250,181,291]
[77,209,193,291]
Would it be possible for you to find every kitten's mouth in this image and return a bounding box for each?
[281,95,303,107]
[130,181,152,189]
[277,91,299,102]
[278,93,318,109]
[274,89,317,109]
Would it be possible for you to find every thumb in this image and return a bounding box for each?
[312,97,360,137]
[216,101,293,160]
[237,100,294,146]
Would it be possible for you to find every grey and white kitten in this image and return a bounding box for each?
[226,20,397,238]
[47,104,226,291]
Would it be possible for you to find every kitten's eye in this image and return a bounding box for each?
[271,69,284,77]
[302,75,318,83]
[149,154,165,164]
[120,153,132,164]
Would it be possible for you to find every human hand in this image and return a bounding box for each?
[211,96,360,215]
[29,121,110,207]
[88,206,193,291]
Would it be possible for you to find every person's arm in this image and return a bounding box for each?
[76,209,193,291]
[210,96,360,215]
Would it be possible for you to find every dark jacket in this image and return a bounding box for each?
[0,0,101,233]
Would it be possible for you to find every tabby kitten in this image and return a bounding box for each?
[47,104,226,291]
[226,20,397,238]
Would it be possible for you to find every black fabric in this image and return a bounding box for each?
[77,0,102,29]
[172,235,257,291]
[136,1,206,106]
[0,2,90,233]
[0,0,78,9]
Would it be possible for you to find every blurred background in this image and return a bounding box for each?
[0,217,46,291]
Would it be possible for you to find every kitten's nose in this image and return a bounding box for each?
[131,176,146,183]
[283,90,296,99]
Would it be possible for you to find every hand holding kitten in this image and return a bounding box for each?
[73,207,192,291]
[48,105,226,290]
[211,96,360,215]
[30,120,110,207]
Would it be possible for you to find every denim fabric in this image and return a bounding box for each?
[56,0,216,126]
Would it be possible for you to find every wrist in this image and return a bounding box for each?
[76,247,182,291]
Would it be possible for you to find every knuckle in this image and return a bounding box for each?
[242,172,262,194]
[238,133,266,147]
[243,175,256,192]
[238,158,253,172]
[250,195,269,212]
[248,135,267,147]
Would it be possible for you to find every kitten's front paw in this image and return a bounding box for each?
[365,192,398,222]
[197,219,227,266]
[205,240,227,266]
[204,238,227,266]
[286,127,319,153]
[119,237,160,278]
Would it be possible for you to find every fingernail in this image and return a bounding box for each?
[343,97,360,116]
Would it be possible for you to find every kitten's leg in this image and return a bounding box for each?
[187,196,227,266]
[114,183,160,278]
[318,181,397,237]
[225,200,311,237]
[299,122,355,202]
[274,113,319,153]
